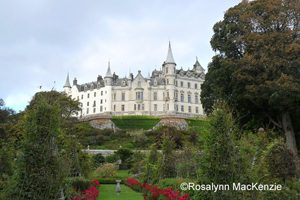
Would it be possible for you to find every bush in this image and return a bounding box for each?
[92,154,105,168]
[105,153,119,163]
[115,148,133,170]
[95,163,117,178]
[63,177,90,199]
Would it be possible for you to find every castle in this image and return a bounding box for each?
[63,43,205,118]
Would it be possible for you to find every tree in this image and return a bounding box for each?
[201,0,300,155]
[158,135,176,179]
[142,144,161,184]
[6,96,63,199]
[198,102,241,200]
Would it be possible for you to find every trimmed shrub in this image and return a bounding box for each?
[95,163,117,178]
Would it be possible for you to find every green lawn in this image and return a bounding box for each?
[112,115,160,130]
[98,184,143,200]
[186,118,210,134]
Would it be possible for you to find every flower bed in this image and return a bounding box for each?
[126,178,189,200]
[72,180,100,200]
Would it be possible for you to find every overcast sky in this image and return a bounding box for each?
[0,0,241,111]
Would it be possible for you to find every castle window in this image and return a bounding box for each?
[138,104,141,110]
[153,92,158,101]
[154,104,157,111]
[195,83,198,89]
[142,104,144,110]
[180,93,184,102]
[100,99,103,104]
[196,107,199,113]
[136,91,143,100]
[167,79,169,84]
[122,92,125,101]
[174,91,178,101]
[101,91,103,96]
[181,105,184,112]
[188,106,191,113]
[100,106,103,112]
[188,94,191,103]
[195,94,199,104]
[188,82,191,88]
[121,105,125,111]
[87,108,89,114]
[180,81,183,87]
[93,101,96,107]
[93,108,96,113]
[81,95,83,99]
[87,102,89,106]
[113,93,116,101]
[94,92,96,97]
[87,93,90,98]
[134,104,136,110]
[113,105,116,111]
[175,81,178,86]
[166,67,168,74]
[175,104,178,111]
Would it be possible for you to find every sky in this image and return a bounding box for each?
[0,0,241,112]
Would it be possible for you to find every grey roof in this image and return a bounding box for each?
[63,73,71,88]
[105,61,113,77]
[193,57,205,72]
[165,42,175,64]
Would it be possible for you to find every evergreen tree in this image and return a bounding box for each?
[159,136,176,179]
[6,96,63,199]
[143,144,160,184]
[198,103,241,200]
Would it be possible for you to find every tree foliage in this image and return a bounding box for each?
[198,102,242,200]
[6,96,63,199]
[201,0,300,155]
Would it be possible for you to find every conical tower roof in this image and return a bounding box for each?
[105,61,113,78]
[193,57,205,72]
[63,73,71,88]
[165,41,175,64]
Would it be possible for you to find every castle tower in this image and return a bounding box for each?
[162,42,176,114]
[104,61,113,113]
[63,73,71,94]
[104,61,113,86]
[193,57,205,73]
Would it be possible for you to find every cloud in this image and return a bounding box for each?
[0,0,241,111]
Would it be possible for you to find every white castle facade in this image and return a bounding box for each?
[63,43,205,118]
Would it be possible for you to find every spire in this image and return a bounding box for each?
[193,57,205,72]
[194,57,201,67]
[105,61,113,78]
[63,73,71,88]
[165,41,175,64]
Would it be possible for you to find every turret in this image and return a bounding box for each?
[162,42,176,76]
[63,73,71,93]
[104,61,113,86]
[73,78,78,85]
[193,57,205,73]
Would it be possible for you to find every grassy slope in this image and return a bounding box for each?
[186,118,210,134]
[98,184,143,200]
[112,115,160,130]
